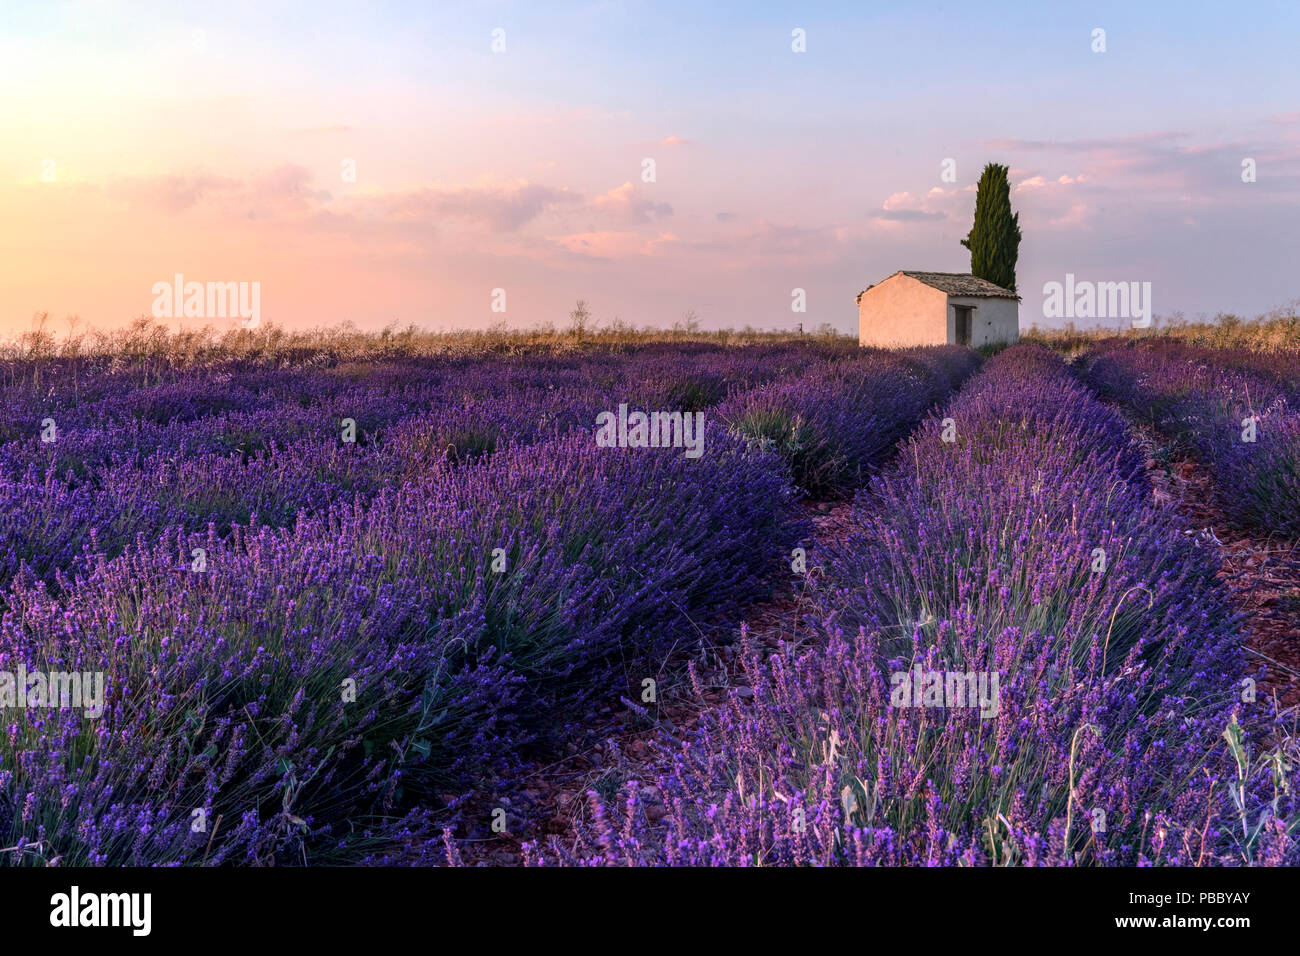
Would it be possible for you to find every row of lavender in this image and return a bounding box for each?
[539,345,1296,866]
[1084,340,1300,538]
[2,343,981,591]
[0,344,979,865]
[0,343,835,591]
[716,346,979,497]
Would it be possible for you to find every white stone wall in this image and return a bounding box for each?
[946,295,1020,346]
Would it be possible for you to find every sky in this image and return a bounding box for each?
[2,0,1298,336]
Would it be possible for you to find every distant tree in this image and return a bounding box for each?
[961,163,1021,292]
[569,299,591,339]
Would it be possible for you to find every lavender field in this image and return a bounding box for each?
[0,337,1296,867]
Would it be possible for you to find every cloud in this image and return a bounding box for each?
[984,131,1190,152]
[590,181,673,224]
[109,173,241,213]
[1049,202,1089,228]
[107,164,330,216]
[870,190,952,224]
[379,179,582,232]
[546,229,677,258]
[1015,174,1085,191]
[875,208,945,221]
[634,135,692,149]
[727,220,838,260]
[984,130,1300,201]
[251,164,332,211]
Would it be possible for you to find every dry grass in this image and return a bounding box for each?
[8,299,1299,372]
[1023,301,1300,356]
[2,312,849,369]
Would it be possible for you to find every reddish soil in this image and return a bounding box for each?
[1129,423,1300,708]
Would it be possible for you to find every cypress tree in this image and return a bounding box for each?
[961,163,1021,292]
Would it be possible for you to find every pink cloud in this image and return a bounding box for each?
[107,164,330,217]
[1014,174,1085,191]
[250,164,332,212]
[1049,203,1089,228]
[109,173,241,213]
[984,131,1190,152]
[871,188,957,224]
[590,181,673,224]
[547,229,676,258]
[291,124,354,134]
[378,179,582,232]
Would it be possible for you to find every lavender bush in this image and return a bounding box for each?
[717,346,980,497]
[537,346,1297,866]
[2,344,875,865]
[1086,340,1300,537]
[5,339,1284,868]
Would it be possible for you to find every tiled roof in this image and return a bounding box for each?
[857,271,1020,302]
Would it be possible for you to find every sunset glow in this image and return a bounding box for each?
[3,0,1298,334]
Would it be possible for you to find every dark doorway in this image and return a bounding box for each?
[953,306,973,346]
